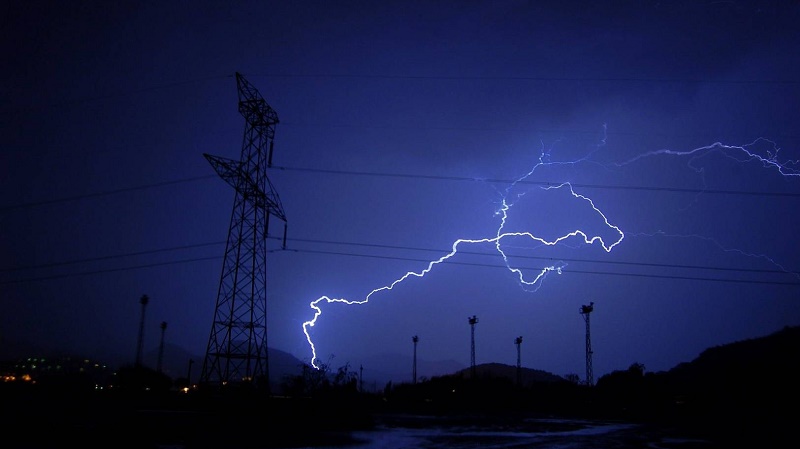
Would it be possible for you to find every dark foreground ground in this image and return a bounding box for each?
[0,385,793,449]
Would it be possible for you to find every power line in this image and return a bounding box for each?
[250,73,800,86]
[0,241,224,272]
[272,165,800,198]
[278,121,800,142]
[1,75,232,116]
[6,248,797,287]
[286,248,800,286]
[0,255,221,285]
[0,174,218,212]
[4,72,794,118]
[4,235,795,278]
[280,237,800,277]
[288,248,800,287]
[3,236,797,286]
[2,163,798,214]
[9,124,800,151]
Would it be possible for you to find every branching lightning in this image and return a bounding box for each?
[302,135,624,369]
[629,231,800,281]
[615,138,800,177]
[301,134,799,370]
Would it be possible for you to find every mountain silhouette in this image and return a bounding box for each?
[661,324,800,403]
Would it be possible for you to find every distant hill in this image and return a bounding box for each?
[592,325,800,429]
[319,355,564,391]
[455,362,566,384]
[663,325,800,396]
[5,325,798,399]
[0,337,309,390]
[651,326,800,447]
[348,352,466,389]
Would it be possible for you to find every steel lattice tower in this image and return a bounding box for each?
[200,72,287,389]
[580,302,594,386]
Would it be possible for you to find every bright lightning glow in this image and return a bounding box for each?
[301,135,799,370]
[615,138,800,177]
[302,139,624,369]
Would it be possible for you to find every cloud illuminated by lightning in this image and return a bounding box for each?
[628,231,800,281]
[614,138,800,279]
[302,140,624,369]
[301,135,798,370]
[615,138,800,177]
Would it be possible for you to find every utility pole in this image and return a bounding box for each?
[412,335,419,384]
[187,359,194,386]
[469,315,478,379]
[157,321,167,373]
[201,72,288,390]
[515,336,523,387]
[359,365,363,393]
[135,294,149,367]
[580,302,594,386]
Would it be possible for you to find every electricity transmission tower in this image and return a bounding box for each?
[468,315,478,379]
[580,302,594,386]
[200,72,287,389]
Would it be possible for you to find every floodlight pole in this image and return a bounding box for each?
[135,294,149,367]
[515,336,523,386]
[412,335,419,384]
[157,321,167,373]
[469,315,478,379]
[580,302,595,386]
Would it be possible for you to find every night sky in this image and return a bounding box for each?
[2,1,799,383]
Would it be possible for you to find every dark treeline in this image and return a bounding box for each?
[273,325,799,447]
[1,326,797,448]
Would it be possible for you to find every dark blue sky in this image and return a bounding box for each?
[2,0,799,382]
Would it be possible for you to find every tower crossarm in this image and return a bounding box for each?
[236,72,279,127]
[203,153,287,221]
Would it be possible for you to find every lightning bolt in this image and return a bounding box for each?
[302,133,624,369]
[615,138,800,177]
[615,138,800,280]
[301,133,798,370]
[627,231,800,281]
